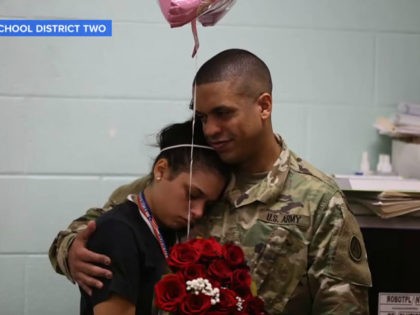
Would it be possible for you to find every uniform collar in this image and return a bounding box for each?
[225,135,291,207]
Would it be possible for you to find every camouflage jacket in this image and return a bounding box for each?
[49,141,371,314]
[191,141,372,314]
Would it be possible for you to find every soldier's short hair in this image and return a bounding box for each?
[192,48,273,97]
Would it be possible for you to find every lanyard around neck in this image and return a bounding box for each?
[136,192,169,259]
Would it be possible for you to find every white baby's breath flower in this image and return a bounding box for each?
[236,296,244,311]
[186,278,220,304]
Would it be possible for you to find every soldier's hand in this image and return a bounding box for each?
[69,220,112,295]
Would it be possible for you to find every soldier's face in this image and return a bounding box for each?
[151,166,225,230]
[195,80,265,168]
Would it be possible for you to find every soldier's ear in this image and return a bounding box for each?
[256,92,272,120]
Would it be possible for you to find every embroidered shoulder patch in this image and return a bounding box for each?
[349,235,362,262]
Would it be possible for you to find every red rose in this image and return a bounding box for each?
[207,311,230,315]
[245,296,267,315]
[223,243,245,268]
[180,263,207,281]
[180,293,212,314]
[231,268,252,290]
[200,237,223,261]
[208,258,232,285]
[168,242,200,270]
[188,238,205,255]
[154,274,186,312]
[217,288,237,311]
[234,286,252,299]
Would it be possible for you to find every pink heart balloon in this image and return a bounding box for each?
[198,0,236,26]
[157,0,236,57]
[158,0,236,28]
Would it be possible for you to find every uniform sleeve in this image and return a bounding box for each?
[47,176,150,282]
[308,191,372,314]
[88,219,142,306]
[48,207,106,282]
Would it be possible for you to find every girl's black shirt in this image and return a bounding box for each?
[80,199,176,315]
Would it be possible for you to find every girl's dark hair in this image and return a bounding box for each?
[151,119,230,181]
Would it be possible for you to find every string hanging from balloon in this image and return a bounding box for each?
[186,62,198,239]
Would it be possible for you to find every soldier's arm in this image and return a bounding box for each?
[48,176,150,293]
[308,192,372,314]
[48,207,107,280]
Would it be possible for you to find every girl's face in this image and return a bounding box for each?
[147,160,226,230]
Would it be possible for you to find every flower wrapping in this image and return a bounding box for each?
[154,237,268,315]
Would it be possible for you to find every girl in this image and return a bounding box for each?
[80,119,229,315]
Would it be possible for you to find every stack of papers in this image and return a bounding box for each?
[374,102,420,138]
[344,190,420,218]
[333,174,420,218]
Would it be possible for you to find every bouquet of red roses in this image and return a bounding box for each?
[154,237,268,315]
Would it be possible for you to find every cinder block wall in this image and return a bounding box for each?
[1,1,420,314]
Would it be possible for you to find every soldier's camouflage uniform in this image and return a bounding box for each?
[49,139,372,314]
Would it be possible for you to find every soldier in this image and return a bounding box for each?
[49,48,372,314]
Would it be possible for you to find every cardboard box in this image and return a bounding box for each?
[392,139,420,179]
